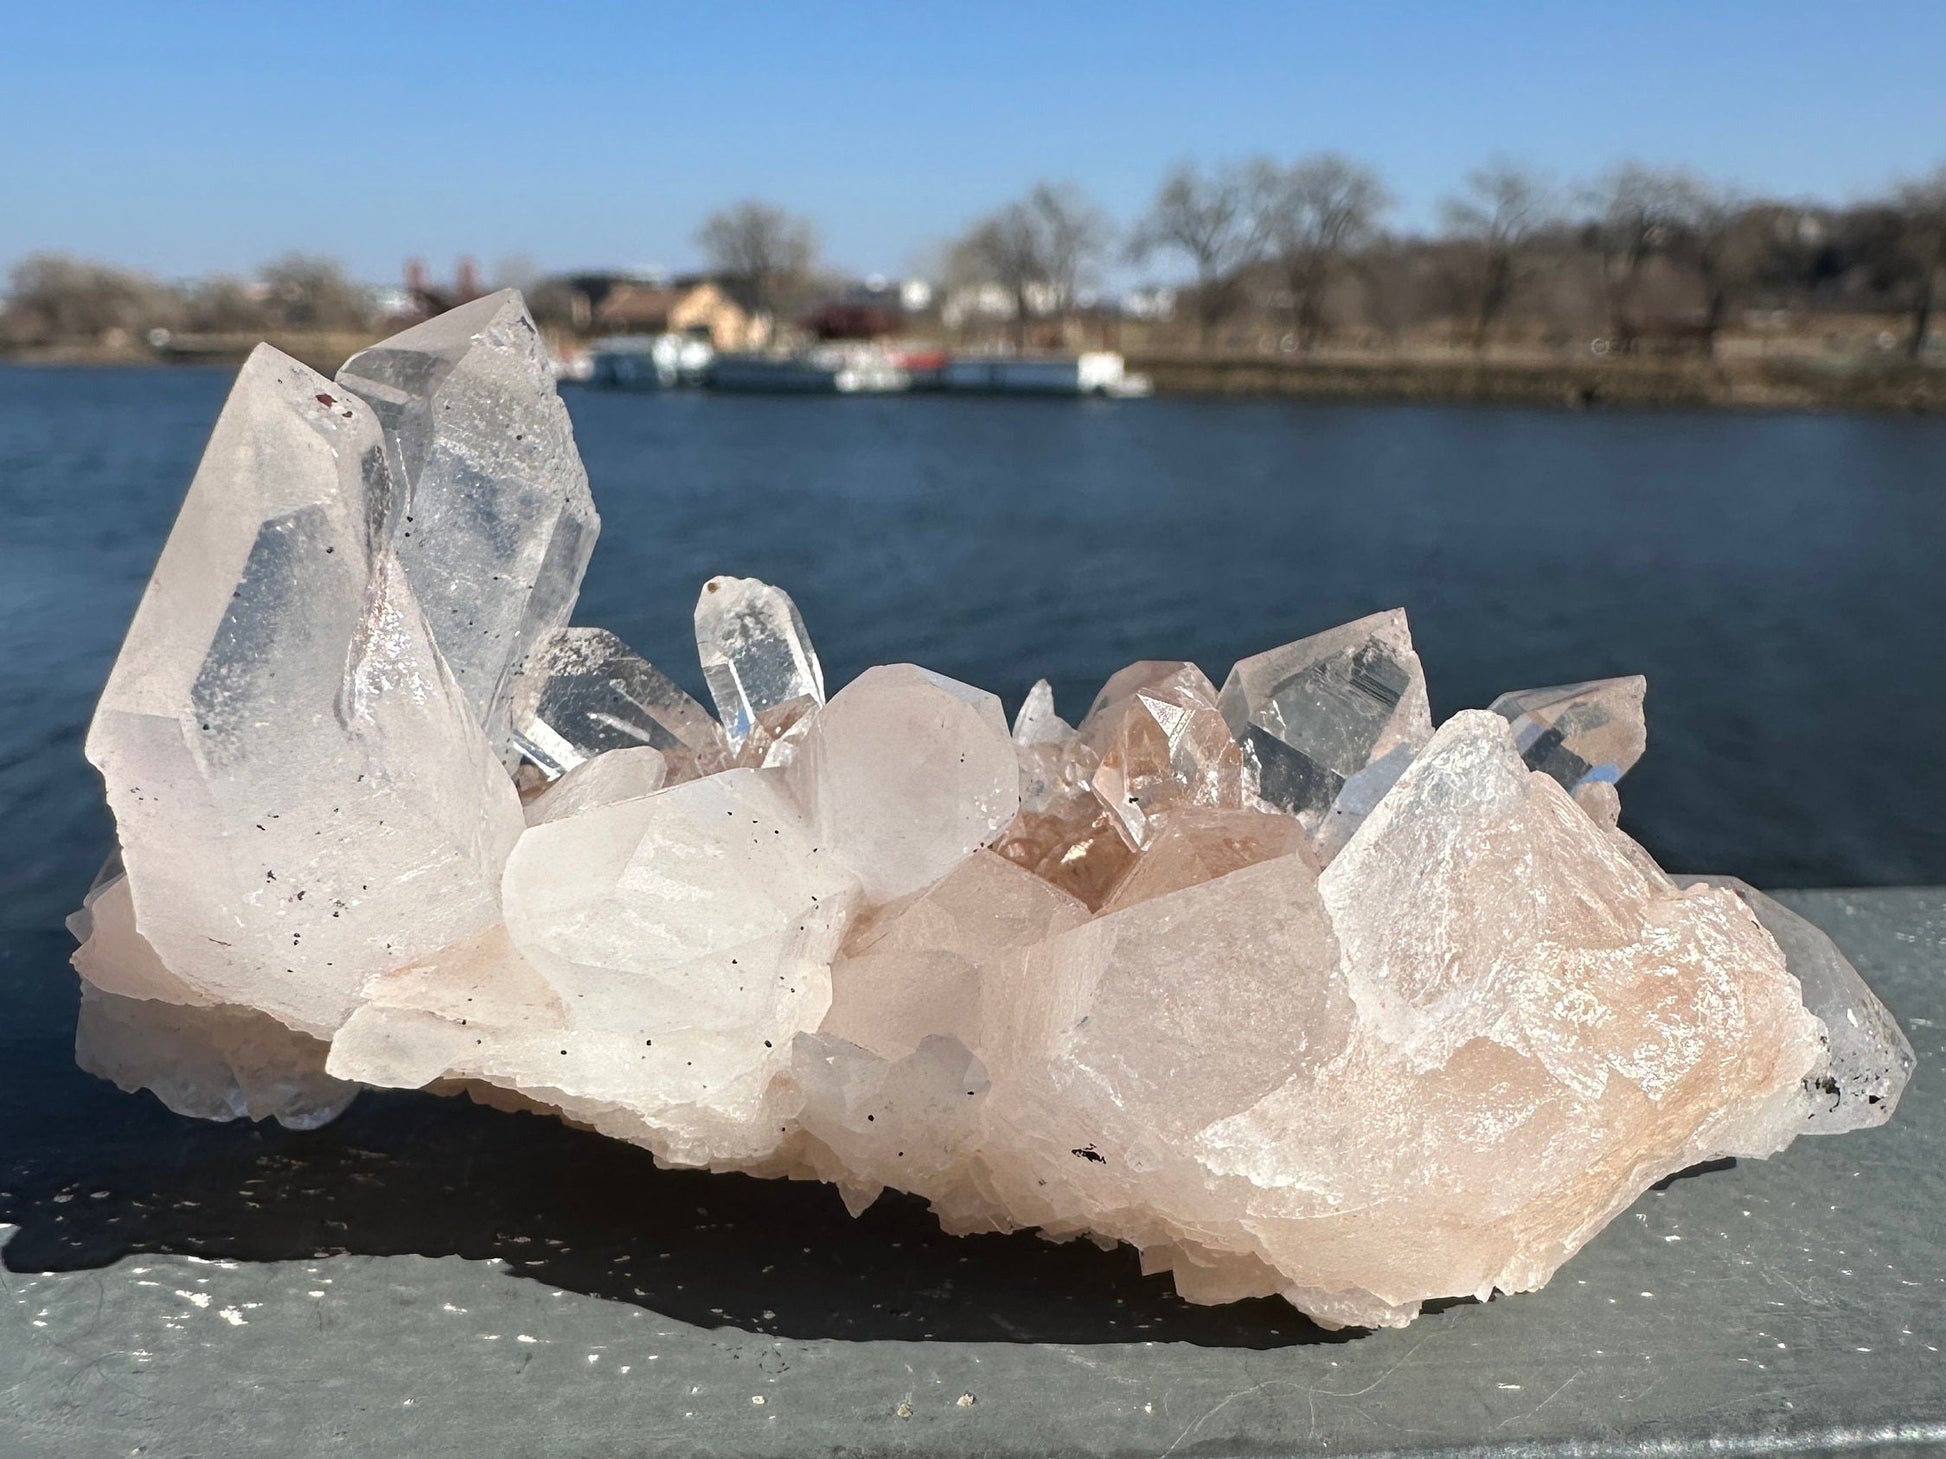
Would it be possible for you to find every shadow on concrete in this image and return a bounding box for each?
[0,931,1359,1349]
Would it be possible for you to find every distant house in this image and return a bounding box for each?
[551,273,765,349]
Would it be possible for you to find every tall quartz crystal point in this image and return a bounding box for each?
[694,576,824,750]
[1490,675,1648,796]
[510,626,728,782]
[337,290,598,756]
[1218,608,1433,834]
[83,346,525,1035]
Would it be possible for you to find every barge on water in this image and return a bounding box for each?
[582,338,1150,399]
[930,351,1152,398]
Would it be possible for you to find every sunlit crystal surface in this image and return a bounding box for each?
[694,576,824,750]
[68,293,1913,1334]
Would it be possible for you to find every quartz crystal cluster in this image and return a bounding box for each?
[69,293,1914,1330]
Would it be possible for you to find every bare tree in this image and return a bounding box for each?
[1438,161,1557,351]
[1683,182,1763,357]
[1586,163,1710,352]
[696,200,820,322]
[3,254,177,345]
[1255,154,1392,350]
[950,182,1112,345]
[180,276,270,334]
[1129,160,1267,349]
[1892,165,1946,360]
[259,254,372,331]
[1028,182,1112,317]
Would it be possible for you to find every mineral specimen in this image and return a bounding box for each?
[71,294,1913,1331]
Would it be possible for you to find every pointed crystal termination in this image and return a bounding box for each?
[510,626,729,783]
[337,289,598,756]
[1083,663,1252,849]
[1489,675,1647,794]
[694,576,825,751]
[1012,679,1073,746]
[82,345,526,1036]
[1218,608,1433,829]
[1680,876,1914,1133]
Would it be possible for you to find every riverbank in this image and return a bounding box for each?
[1127,351,1946,414]
[10,337,1946,416]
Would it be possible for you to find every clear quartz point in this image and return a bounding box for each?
[1218,608,1433,827]
[693,576,825,750]
[1489,675,1647,794]
[81,345,524,1037]
[337,290,599,758]
[1084,662,1252,849]
[510,626,728,782]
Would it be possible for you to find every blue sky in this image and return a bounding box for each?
[4,0,1944,286]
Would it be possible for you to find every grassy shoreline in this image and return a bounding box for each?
[1127,352,1946,415]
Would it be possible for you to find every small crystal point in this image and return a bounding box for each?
[1084,663,1251,849]
[1681,876,1915,1133]
[1011,679,1072,746]
[694,576,825,750]
[511,626,728,782]
[1489,675,1647,794]
[1218,609,1432,827]
[338,290,598,755]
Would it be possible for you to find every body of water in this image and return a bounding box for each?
[4,365,1944,929]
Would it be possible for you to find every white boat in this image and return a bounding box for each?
[707,343,909,395]
[587,333,714,389]
[937,350,1150,397]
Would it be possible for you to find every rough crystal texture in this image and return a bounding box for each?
[338,290,598,758]
[694,576,824,751]
[1681,876,1917,1133]
[510,626,727,782]
[69,294,1913,1333]
[1490,675,1648,795]
[1218,608,1433,836]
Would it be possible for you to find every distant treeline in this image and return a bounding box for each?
[6,156,1946,360]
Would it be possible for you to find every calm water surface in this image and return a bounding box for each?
[3,365,1944,928]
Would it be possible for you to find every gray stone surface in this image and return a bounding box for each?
[2,889,1940,1458]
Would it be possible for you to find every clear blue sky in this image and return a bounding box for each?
[5,0,1944,287]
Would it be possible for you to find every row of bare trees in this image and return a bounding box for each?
[1,253,378,349]
[955,156,1946,359]
[9,162,1946,359]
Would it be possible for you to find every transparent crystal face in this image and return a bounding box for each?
[338,290,598,757]
[1489,676,1647,792]
[1218,609,1433,823]
[510,627,727,782]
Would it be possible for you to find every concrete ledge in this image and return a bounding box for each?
[1,888,1940,1457]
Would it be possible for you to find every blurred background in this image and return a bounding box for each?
[4,0,1945,929]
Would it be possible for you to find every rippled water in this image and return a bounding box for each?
[4,365,1943,927]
